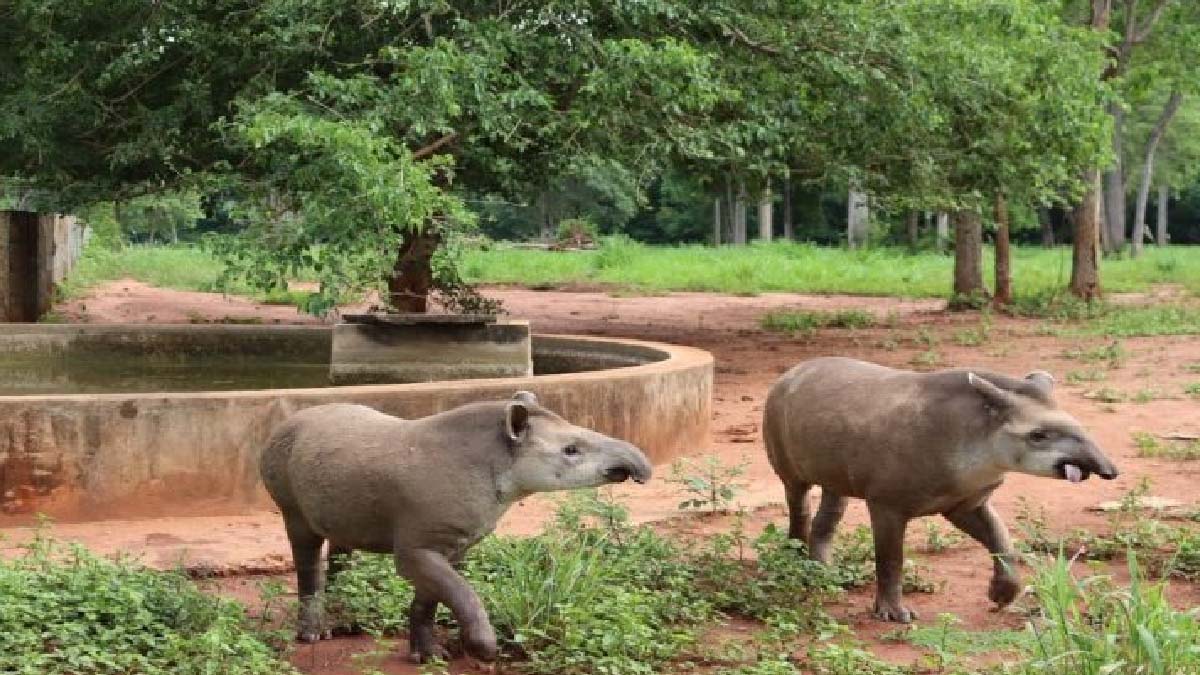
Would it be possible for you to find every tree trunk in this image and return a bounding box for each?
[952,210,987,306]
[906,210,920,251]
[1102,102,1126,253]
[847,188,869,249]
[733,180,748,245]
[993,193,1012,306]
[1069,170,1103,300]
[757,189,773,242]
[935,212,950,252]
[388,227,441,313]
[782,173,793,240]
[1131,90,1183,258]
[1039,207,1055,247]
[724,173,735,245]
[1156,183,1169,247]
[712,197,722,246]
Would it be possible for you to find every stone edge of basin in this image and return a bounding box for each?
[0,332,714,520]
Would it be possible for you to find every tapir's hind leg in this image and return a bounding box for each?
[283,513,329,642]
[407,591,447,664]
[326,544,353,587]
[809,488,848,564]
[784,482,813,543]
[396,548,497,663]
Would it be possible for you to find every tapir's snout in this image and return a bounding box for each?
[604,443,653,485]
[1059,440,1119,483]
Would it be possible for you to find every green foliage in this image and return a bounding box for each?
[1022,555,1200,675]
[761,309,876,336]
[669,455,749,514]
[555,218,599,246]
[0,532,293,675]
[1133,432,1200,460]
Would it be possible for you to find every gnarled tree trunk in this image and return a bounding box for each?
[952,210,987,306]
[1039,207,1055,247]
[782,173,793,240]
[1102,101,1126,253]
[936,212,950,253]
[847,188,869,249]
[758,189,773,242]
[1069,170,1103,300]
[906,210,920,251]
[388,227,441,313]
[1132,90,1183,257]
[993,193,1012,306]
[1156,183,1169,247]
[712,197,722,246]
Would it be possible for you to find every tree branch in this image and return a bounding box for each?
[1134,0,1171,43]
[721,24,782,56]
[411,132,458,160]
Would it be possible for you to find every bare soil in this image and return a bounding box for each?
[8,279,1200,673]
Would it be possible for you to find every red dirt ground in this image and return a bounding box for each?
[6,278,1200,673]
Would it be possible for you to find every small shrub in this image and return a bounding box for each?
[1063,341,1126,367]
[0,533,293,675]
[1132,431,1200,460]
[669,455,749,514]
[591,234,642,271]
[1065,369,1107,384]
[760,309,876,336]
[555,218,598,247]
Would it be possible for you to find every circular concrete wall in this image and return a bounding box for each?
[0,326,712,520]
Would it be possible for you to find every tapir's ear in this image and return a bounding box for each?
[505,401,531,443]
[512,390,539,406]
[1023,370,1055,397]
[968,372,1015,412]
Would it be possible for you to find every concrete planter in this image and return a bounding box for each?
[0,325,712,521]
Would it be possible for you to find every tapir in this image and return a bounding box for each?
[763,357,1118,622]
[260,391,653,662]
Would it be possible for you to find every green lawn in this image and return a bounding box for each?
[463,240,1200,298]
[61,240,1200,302]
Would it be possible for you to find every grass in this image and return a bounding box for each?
[1132,431,1200,460]
[60,242,1200,302]
[465,240,1200,297]
[1023,554,1200,675]
[760,309,876,335]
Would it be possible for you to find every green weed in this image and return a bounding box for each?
[760,309,876,336]
[1022,554,1200,675]
[1065,369,1107,384]
[1063,341,1126,367]
[1132,432,1200,460]
[669,456,749,514]
[0,531,294,675]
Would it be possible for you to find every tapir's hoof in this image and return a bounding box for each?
[409,644,451,664]
[297,628,333,643]
[873,600,917,623]
[463,631,499,662]
[988,574,1022,608]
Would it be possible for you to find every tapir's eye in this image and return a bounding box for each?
[1027,429,1051,443]
[563,444,580,456]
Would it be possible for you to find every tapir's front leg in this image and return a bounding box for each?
[943,501,1021,608]
[395,548,497,662]
[867,501,916,623]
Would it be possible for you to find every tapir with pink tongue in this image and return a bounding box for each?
[764,357,1118,623]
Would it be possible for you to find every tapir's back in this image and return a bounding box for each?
[763,358,948,500]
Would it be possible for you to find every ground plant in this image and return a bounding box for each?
[56,244,1200,304]
[0,531,294,675]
